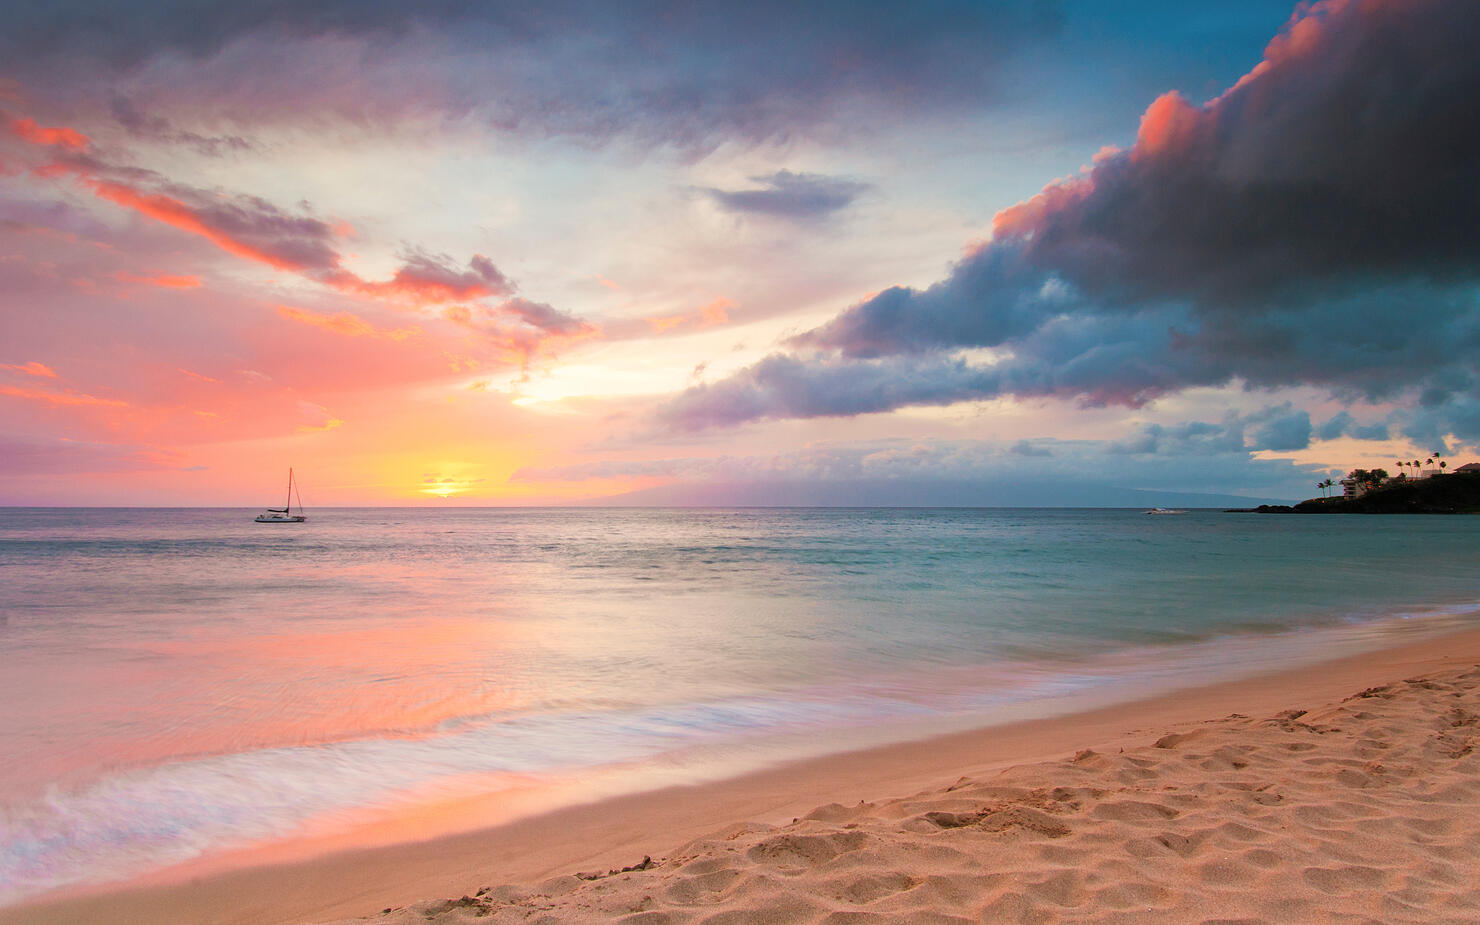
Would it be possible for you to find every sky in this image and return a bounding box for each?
[1,0,1477,506]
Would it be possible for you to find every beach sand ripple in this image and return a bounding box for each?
[344,665,1480,924]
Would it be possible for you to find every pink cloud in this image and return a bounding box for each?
[87,178,320,272]
[0,361,57,378]
[990,173,1094,241]
[326,253,513,306]
[644,297,733,334]
[1130,91,1201,161]
[0,384,127,407]
[7,111,586,365]
[6,115,88,150]
[114,270,203,289]
[275,304,417,340]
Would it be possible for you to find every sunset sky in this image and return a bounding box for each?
[2,0,1476,506]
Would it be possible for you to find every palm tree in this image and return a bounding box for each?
[1396,461,1407,479]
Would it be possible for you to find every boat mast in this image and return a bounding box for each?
[286,467,294,514]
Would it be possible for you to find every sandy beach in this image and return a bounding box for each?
[3,623,1479,925]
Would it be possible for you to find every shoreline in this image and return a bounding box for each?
[7,622,1480,924]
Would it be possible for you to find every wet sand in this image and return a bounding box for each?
[8,625,1480,924]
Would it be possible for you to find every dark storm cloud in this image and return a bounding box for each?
[1317,411,1389,442]
[1108,418,1241,457]
[1107,404,1384,458]
[662,0,1480,438]
[4,1,1062,146]
[1250,408,1311,452]
[995,2,1480,307]
[660,353,1002,431]
[703,171,870,220]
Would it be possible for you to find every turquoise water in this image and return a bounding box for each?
[3,507,1480,901]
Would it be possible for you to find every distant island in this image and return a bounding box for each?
[1242,468,1480,514]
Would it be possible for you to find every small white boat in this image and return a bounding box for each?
[255,468,307,523]
[1145,507,1187,515]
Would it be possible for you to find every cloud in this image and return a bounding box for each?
[645,297,732,335]
[1108,416,1247,456]
[294,400,343,433]
[0,436,179,475]
[499,297,594,336]
[331,251,514,305]
[108,95,251,156]
[5,116,593,365]
[3,2,1060,148]
[275,305,416,340]
[1317,410,1389,442]
[1110,403,1393,457]
[1008,439,1053,457]
[7,116,498,293]
[113,270,202,288]
[0,361,57,378]
[660,353,1001,430]
[1249,408,1311,452]
[703,170,870,219]
[0,383,127,407]
[81,172,344,273]
[661,0,1480,437]
[4,113,88,150]
[440,298,599,370]
[512,434,1321,504]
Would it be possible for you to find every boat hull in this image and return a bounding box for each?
[254,514,306,523]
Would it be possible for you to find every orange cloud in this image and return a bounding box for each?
[16,115,590,383]
[0,384,126,407]
[114,270,203,289]
[297,417,344,433]
[86,179,312,272]
[645,297,734,334]
[700,297,731,325]
[1132,91,1201,161]
[991,173,1094,240]
[295,400,344,433]
[0,361,57,378]
[276,304,418,340]
[6,115,88,150]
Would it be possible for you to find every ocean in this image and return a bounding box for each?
[3,506,1480,904]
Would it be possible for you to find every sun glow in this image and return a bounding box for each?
[420,479,477,498]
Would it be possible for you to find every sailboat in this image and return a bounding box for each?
[255,468,307,523]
